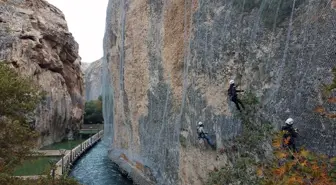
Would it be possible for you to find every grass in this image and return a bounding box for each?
[41,139,86,150]
[179,134,187,148]
[79,129,100,134]
[13,157,59,176]
[326,68,336,92]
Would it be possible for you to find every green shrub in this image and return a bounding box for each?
[0,62,42,173]
[207,92,273,184]
[261,0,305,29]
[0,62,80,184]
[325,68,336,92]
[179,134,187,148]
[232,0,305,29]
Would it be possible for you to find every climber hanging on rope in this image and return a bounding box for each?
[281,118,299,153]
[227,79,245,112]
[197,122,216,149]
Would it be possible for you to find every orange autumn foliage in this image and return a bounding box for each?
[314,105,326,114]
[328,97,336,103]
[120,153,130,162]
[259,133,336,185]
[327,113,336,119]
[135,161,144,172]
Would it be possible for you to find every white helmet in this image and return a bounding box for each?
[285,118,294,125]
[229,80,234,85]
[198,122,203,126]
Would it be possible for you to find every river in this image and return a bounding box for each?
[70,142,133,185]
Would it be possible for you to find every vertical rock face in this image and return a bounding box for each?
[0,0,84,147]
[83,58,102,101]
[103,0,336,184]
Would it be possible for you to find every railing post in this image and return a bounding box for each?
[70,149,72,162]
[59,149,67,175]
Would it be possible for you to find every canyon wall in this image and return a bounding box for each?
[83,58,102,101]
[0,0,84,147]
[103,0,336,184]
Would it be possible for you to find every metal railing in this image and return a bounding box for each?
[53,130,104,177]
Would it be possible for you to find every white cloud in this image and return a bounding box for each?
[47,0,109,63]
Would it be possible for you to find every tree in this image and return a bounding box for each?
[84,95,103,124]
[0,63,41,174]
[0,63,80,185]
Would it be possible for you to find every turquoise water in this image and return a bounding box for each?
[70,142,133,185]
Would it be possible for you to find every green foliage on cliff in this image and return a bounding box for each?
[235,92,273,150]
[259,132,336,185]
[207,92,272,185]
[318,67,336,119]
[0,64,41,120]
[208,133,336,185]
[325,68,336,92]
[207,92,335,184]
[0,63,42,174]
[232,0,305,29]
[84,95,103,124]
[261,0,305,29]
[0,63,80,185]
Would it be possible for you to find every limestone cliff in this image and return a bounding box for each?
[0,0,84,147]
[103,0,336,184]
[81,62,90,72]
[83,58,102,101]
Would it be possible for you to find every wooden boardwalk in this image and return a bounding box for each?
[36,150,71,156]
[54,130,103,176]
[14,130,104,179]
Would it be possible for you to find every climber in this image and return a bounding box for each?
[227,79,245,112]
[197,122,216,149]
[281,118,298,153]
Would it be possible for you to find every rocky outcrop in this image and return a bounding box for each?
[103,0,336,184]
[83,58,102,101]
[0,0,84,147]
[81,62,90,72]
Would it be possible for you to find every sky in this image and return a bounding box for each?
[47,0,109,63]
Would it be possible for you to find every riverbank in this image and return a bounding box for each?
[108,148,156,185]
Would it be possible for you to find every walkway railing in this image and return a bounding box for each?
[53,130,104,176]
